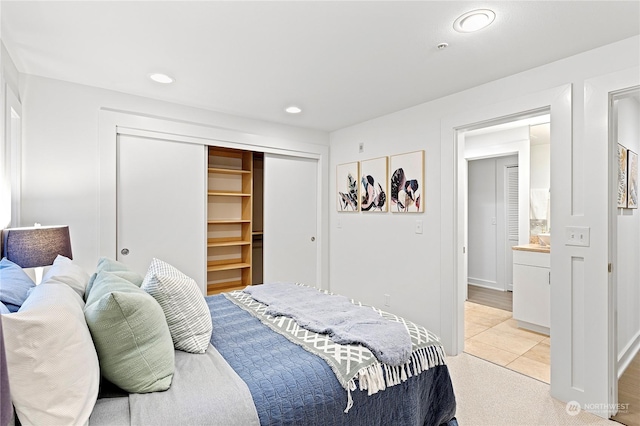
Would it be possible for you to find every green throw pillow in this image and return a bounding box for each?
[85,258,144,302]
[96,257,144,286]
[84,272,174,393]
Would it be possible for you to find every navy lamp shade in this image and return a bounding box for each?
[1,225,72,268]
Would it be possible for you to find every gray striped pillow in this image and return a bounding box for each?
[141,258,212,354]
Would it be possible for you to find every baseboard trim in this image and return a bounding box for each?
[515,320,550,336]
[468,279,502,291]
[618,330,640,378]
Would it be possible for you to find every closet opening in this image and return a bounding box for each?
[206,147,264,295]
[206,147,319,295]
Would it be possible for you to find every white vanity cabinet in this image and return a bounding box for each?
[512,246,550,335]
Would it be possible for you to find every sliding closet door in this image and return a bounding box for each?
[263,154,318,286]
[116,134,206,289]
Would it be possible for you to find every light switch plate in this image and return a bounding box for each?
[415,220,423,234]
[565,226,590,247]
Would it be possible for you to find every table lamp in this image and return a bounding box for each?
[1,225,72,284]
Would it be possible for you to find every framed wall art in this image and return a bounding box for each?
[389,150,424,213]
[627,149,638,209]
[336,161,359,212]
[360,156,388,212]
[618,144,628,208]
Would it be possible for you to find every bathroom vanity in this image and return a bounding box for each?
[512,244,550,335]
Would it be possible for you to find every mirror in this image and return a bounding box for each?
[529,122,551,244]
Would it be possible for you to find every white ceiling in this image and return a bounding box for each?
[2,1,639,132]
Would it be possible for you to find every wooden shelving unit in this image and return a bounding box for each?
[252,153,264,285]
[206,147,253,295]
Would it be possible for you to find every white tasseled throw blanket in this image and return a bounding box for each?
[226,284,447,412]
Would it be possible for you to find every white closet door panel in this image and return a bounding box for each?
[263,154,318,286]
[116,134,205,290]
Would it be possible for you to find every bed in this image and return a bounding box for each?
[0,256,457,426]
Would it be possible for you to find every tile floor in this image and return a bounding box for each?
[464,301,551,384]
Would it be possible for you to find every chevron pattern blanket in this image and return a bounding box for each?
[225,286,447,412]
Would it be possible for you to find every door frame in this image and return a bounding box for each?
[609,87,640,379]
[440,83,574,404]
[583,67,640,417]
[98,109,330,290]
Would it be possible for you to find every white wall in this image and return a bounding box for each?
[616,95,640,368]
[467,154,518,291]
[329,36,640,350]
[18,75,329,273]
[1,42,20,99]
[468,158,498,288]
[1,41,21,229]
[464,125,531,247]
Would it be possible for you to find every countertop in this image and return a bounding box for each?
[512,244,550,253]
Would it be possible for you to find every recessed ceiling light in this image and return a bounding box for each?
[437,42,449,50]
[453,9,496,33]
[285,106,302,114]
[149,73,174,84]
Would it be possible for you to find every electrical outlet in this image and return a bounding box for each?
[358,142,364,153]
[565,226,590,247]
[384,294,391,307]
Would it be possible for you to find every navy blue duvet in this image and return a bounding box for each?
[207,295,457,426]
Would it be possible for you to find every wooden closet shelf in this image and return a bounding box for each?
[206,280,246,295]
[207,191,251,197]
[207,239,251,247]
[207,219,251,224]
[207,147,254,290]
[207,262,251,272]
[208,167,251,175]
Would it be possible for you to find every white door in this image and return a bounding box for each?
[504,164,519,290]
[263,154,318,286]
[116,134,206,289]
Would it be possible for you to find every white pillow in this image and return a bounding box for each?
[141,258,212,354]
[2,282,100,425]
[41,255,90,298]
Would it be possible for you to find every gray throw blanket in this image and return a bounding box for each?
[244,282,412,366]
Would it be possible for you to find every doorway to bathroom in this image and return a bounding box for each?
[461,115,552,384]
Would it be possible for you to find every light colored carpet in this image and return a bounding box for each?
[446,353,616,425]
